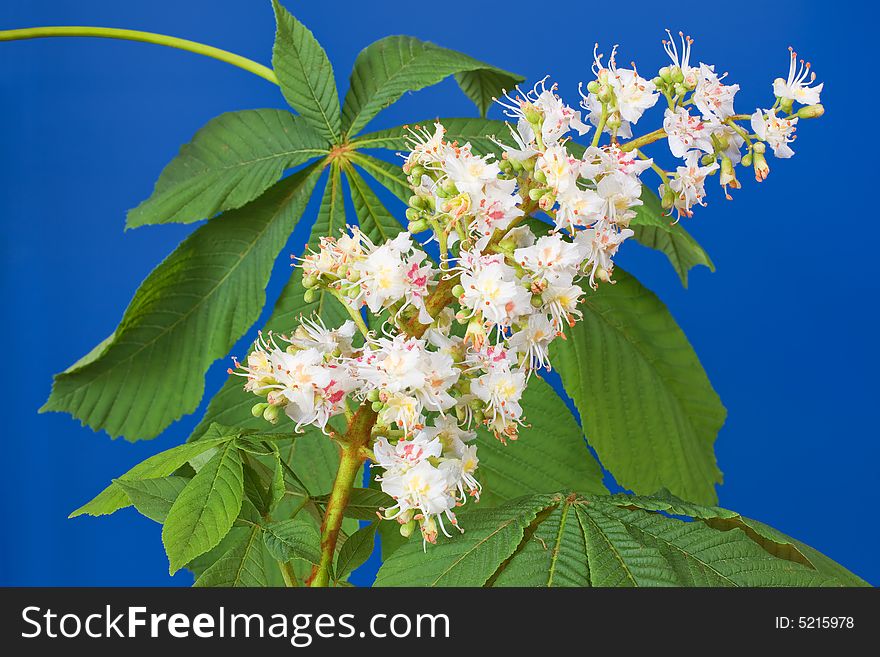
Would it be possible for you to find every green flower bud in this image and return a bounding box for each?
[451,284,465,298]
[366,389,380,402]
[405,207,420,223]
[533,168,547,183]
[303,288,318,304]
[671,67,684,83]
[587,80,601,94]
[741,152,753,167]
[302,274,319,289]
[263,404,281,424]
[371,401,384,412]
[797,104,824,119]
[407,218,430,233]
[409,165,425,180]
[701,154,716,167]
[531,294,544,308]
[399,520,416,538]
[661,185,675,210]
[659,66,672,82]
[251,402,269,418]
[528,188,546,201]
[779,97,794,115]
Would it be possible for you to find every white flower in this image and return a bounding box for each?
[596,170,643,227]
[470,362,526,442]
[663,107,714,158]
[693,64,739,120]
[508,313,557,371]
[470,178,523,238]
[705,121,745,164]
[374,434,443,475]
[537,144,580,196]
[404,122,449,170]
[496,77,589,149]
[459,258,532,328]
[663,30,700,88]
[612,67,659,125]
[420,415,477,459]
[443,146,503,198]
[667,151,719,218]
[555,186,604,232]
[515,233,586,284]
[378,459,459,544]
[773,47,822,106]
[288,316,356,356]
[575,223,633,288]
[751,108,798,158]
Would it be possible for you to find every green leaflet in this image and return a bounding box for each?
[374,495,555,587]
[341,36,522,137]
[335,524,377,580]
[551,268,726,504]
[262,518,322,565]
[353,117,510,155]
[69,428,236,518]
[126,111,327,228]
[193,524,270,587]
[162,441,245,573]
[272,0,341,142]
[350,153,410,204]
[114,475,190,523]
[343,165,406,244]
[42,165,322,441]
[630,187,715,287]
[602,492,870,586]
[476,377,607,507]
[313,487,395,521]
[378,493,856,587]
[312,163,346,245]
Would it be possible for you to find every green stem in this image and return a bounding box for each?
[590,105,608,148]
[278,560,300,587]
[309,405,377,587]
[330,289,370,338]
[0,26,278,85]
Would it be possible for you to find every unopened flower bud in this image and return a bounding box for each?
[451,284,465,298]
[660,185,675,210]
[671,67,684,83]
[587,80,601,94]
[407,218,430,233]
[741,153,753,167]
[366,389,380,402]
[752,148,770,182]
[659,66,672,82]
[251,402,269,418]
[303,288,318,303]
[263,404,281,424]
[405,207,420,223]
[797,104,824,119]
[399,520,416,538]
[302,274,319,289]
[533,169,547,184]
[371,401,384,412]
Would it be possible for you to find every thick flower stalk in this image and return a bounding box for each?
[230,31,823,576]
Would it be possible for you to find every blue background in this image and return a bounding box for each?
[1,0,875,586]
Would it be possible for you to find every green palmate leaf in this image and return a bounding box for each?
[262,518,322,565]
[344,166,406,243]
[42,165,321,441]
[477,377,607,507]
[374,495,554,587]
[126,111,326,228]
[271,0,341,142]
[314,487,395,521]
[114,475,190,523]
[335,524,377,580]
[162,441,245,574]
[378,493,855,587]
[630,187,714,287]
[341,36,522,137]
[193,524,269,587]
[551,268,725,504]
[69,429,236,518]
[353,117,510,155]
